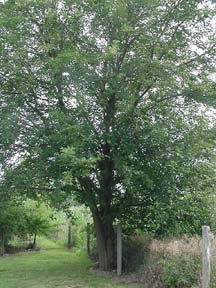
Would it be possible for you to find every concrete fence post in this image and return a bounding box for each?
[202,225,211,288]
[117,224,122,276]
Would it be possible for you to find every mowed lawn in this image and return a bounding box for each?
[0,249,139,288]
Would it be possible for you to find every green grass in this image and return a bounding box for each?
[36,236,65,249]
[0,248,140,288]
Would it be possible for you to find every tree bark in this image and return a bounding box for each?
[87,223,90,256]
[68,223,72,249]
[93,212,115,271]
[32,233,37,249]
[0,234,5,256]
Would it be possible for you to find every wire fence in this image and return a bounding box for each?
[149,226,216,288]
[77,223,216,287]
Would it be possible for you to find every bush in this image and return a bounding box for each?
[161,255,201,288]
[122,234,152,272]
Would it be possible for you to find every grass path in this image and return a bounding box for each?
[0,249,140,288]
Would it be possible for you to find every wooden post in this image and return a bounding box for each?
[202,225,211,288]
[117,224,122,276]
[67,223,72,249]
[87,223,90,256]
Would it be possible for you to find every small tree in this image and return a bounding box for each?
[22,201,55,249]
[0,199,56,253]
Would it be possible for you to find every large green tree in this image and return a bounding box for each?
[1,0,215,269]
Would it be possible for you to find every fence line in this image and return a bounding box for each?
[85,223,212,284]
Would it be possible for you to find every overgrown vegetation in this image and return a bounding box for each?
[120,235,216,288]
[161,255,201,288]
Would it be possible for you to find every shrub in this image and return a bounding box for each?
[161,255,201,288]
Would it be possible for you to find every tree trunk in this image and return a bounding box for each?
[67,223,72,249]
[0,234,5,256]
[87,222,90,256]
[93,212,115,271]
[33,233,37,249]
